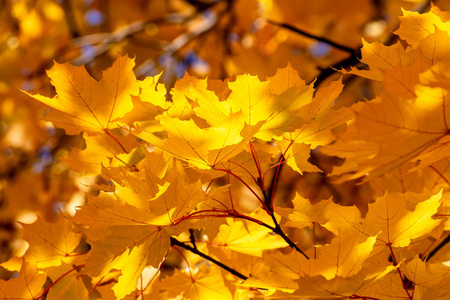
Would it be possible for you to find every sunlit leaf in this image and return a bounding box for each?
[27,55,138,135]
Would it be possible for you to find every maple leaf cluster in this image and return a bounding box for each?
[2,3,450,300]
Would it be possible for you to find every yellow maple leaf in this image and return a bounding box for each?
[74,193,173,299]
[27,55,139,135]
[325,190,442,248]
[74,177,208,299]
[168,72,205,120]
[74,193,157,229]
[258,249,304,288]
[143,175,207,225]
[188,77,233,128]
[119,73,169,128]
[84,174,205,227]
[403,255,450,288]
[278,141,321,174]
[343,10,449,83]
[268,62,308,95]
[324,84,450,181]
[418,28,450,65]
[395,9,450,49]
[281,78,351,174]
[381,56,426,99]
[47,263,89,300]
[159,266,232,300]
[110,148,168,208]
[213,218,287,257]
[136,112,262,169]
[245,262,398,299]
[85,225,171,299]
[303,231,377,279]
[22,216,84,269]
[62,131,142,175]
[136,64,345,173]
[330,11,450,181]
[355,271,411,300]
[284,193,335,229]
[228,72,314,140]
[0,261,47,300]
[341,39,405,81]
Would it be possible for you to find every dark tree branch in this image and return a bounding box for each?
[232,210,309,258]
[314,0,432,88]
[269,213,309,259]
[188,228,198,251]
[425,233,450,262]
[170,237,248,280]
[177,209,308,259]
[314,50,362,88]
[267,11,364,92]
[60,0,80,38]
[266,154,285,212]
[267,19,357,54]
[263,154,309,259]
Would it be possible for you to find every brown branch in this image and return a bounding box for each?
[270,213,309,259]
[425,233,450,262]
[61,0,80,38]
[134,3,226,78]
[314,51,362,88]
[267,19,356,54]
[388,245,412,300]
[314,0,433,88]
[170,237,248,280]
[36,264,85,299]
[263,154,309,259]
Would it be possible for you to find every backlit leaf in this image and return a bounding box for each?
[28,55,138,135]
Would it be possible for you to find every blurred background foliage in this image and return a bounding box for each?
[0,0,443,276]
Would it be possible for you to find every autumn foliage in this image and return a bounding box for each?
[2,1,450,299]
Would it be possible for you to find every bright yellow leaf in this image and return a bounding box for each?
[228,72,314,140]
[22,216,84,268]
[62,131,142,175]
[213,218,287,256]
[159,266,232,300]
[284,193,334,229]
[323,86,449,181]
[0,261,47,300]
[136,113,262,169]
[27,55,139,135]
[325,190,442,248]
[303,231,378,279]
[395,9,450,49]
[47,263,89,300]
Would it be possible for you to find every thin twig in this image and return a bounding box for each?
[388,245,412,300]
[267,154,285,212]
[170,237,248,280]
[36,264,85,299]
[313,0,432,88]
[270,213,309,259]
[70,13,193,66]
[134,4,226,78]
[267,19,356,54]
[425,233,450,262]
[61,0,80,38]
[261,153,309,259]
[314,51,362,88]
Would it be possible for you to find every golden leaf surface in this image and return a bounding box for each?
[0,262,47,300]
[22,216,84,269]
[213,218,287,257]
[325,190,442,248]
[28,55,138,135]
[46,263,89,300]
[159,266,232,300]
